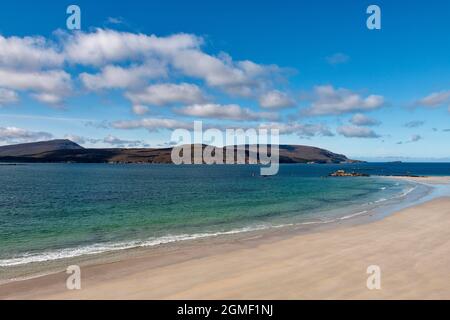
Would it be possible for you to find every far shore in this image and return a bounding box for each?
[381,175,450,183]
[0,176,449,299]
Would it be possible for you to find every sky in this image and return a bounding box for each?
[0,0,449,161]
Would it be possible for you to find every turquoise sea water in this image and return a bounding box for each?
[0,163,449,267]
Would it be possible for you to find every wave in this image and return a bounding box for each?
[339,210,369,220]
[367,184,417,206]
[400,186,417,197]
[0,226,271,267]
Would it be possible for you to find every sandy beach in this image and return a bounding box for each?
[1,176,450,300]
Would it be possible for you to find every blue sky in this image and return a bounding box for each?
[0,0,449,160]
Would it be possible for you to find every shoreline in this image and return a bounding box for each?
[0,175,433,282]
[1,176,449,299]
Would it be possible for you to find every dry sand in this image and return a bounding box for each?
[1,176,450,300]
[385,175,450,184]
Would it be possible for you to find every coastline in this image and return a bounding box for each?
[1,176,449,299]
[0,174,432,282]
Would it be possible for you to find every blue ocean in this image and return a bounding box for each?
[0,162,449,269]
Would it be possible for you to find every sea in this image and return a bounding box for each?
[0,162,449,272]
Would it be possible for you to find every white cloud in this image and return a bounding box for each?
[170,50,249,88]
[64,134,147,147]
[0,126,53,143]
[416,90,450,107]
[132,104,150,115]
[63,29,202,66]
[0,68,71,92]
[350,113,381,126]
[0,88,19,106]
[337,125,381,138]
[103,134,146,147]
[126,83,206,106]
[171,50,282,96]
[80,62,167,91]
[175,103,279,121]
[259,90,295,109]
[0,29,289,109]
[0,35,70,105]
[0,35,63,70]
[302,85,384,116]
[112,118,193,132]
[0,28,296,118]
[60,28,287,91]
[259,122,334,138]
[0,68,72,104]
[62,29,286,97]
[31,93,64,104]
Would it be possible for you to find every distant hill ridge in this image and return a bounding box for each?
[0,139,360,164]
[0,139,84,157]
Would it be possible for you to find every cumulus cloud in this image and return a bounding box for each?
[0,68,72,105]
[259,90,295,109]
[404,120,425,128]
[171,50,283,96]
[259,122,334,138]
[350,113,381,126]
[416,90,450,107]
[61,29,287,97]
[325,53,350,65]
[80,62,167,90]
[337,125,381,138]
[171,50,246,88]
[0,126,53,143]
[0,34,69,105]
[0,35,63,70]
[175,103,279,121]
[125,83,206,106]
[63,29,202,66]
[0,68,71,93]
[0,88,19,106]
[1,29,289,110]
[302,85,384,116]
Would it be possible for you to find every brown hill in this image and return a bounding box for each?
[0,139,84,157]
[0,140,359,164]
